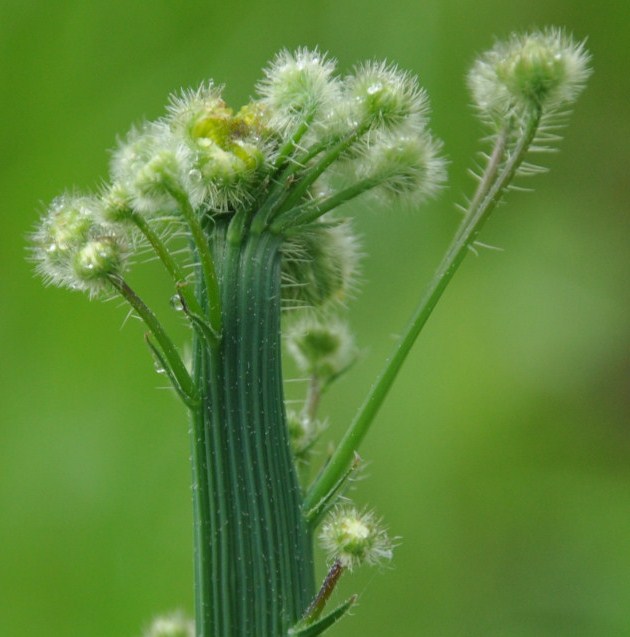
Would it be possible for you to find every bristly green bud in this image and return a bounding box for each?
[143,612,194,637]
[285,315,356,381]
[167,81,229,142]
[468,28,591,119]
[281,219,360,309]
[111,121,191,214]
[167,84,268,212]
[345,61,429,131]
[72,236,125,291]
[35,194,95,271]
[32,193,128,296]
[359,130,446,204]
[100,182,134,223]
[319,506,393,571]
[256,48,340,133]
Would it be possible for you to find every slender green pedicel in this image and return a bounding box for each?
[31,32,589,637]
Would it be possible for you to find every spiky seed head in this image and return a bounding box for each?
[256,48,340,132]
[143,612,194,637]
[468,28,591,119]
[285,315,356,380]
[319,506,394,570]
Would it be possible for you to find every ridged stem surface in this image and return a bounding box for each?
[190,223,314,637]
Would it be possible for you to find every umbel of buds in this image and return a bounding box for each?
[31,30,589,637]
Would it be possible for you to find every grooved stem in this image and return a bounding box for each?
[191,224,315,636]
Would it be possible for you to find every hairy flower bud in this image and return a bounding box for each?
[73,236,124,282]
[361,130,446,203]
[111,121,191,213]
[33,194,128,297]
[257,48,340,132]
[281,219,360,309]
[319,506,393,570]
[100,182,134,223]
[286,409,325,460]
[345,61,429,131]
[285,315,356,381]
[468,28,591,119]
[33,194,126,295]
[167,85,268,211]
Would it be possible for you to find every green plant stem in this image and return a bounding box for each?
[274,127,366,216]
[189,327,216,636]
[272,176,382,234]
[191,224,315,637]
[304,109,541,512]
[167,186,222,335]
[108,275,197,403]
[129,211,210,328]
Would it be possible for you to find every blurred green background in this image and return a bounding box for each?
[1,1,629,635]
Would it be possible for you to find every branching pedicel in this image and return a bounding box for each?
[32,29,590,637]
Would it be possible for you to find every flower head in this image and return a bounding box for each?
[111,121,191,213]
[32,193,128,297]
[167,84,269,211]
[319,506,394,570]
[256,48,340,132]
[345,61,429,131]
[469,28,591,119]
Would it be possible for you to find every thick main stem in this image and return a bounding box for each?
[191,224,315,637]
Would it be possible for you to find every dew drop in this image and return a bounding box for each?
[154,361,166,375]
[188,168,202,184]
[367,83,383,95]
[170,294,185,312]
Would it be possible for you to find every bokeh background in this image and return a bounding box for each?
[1,1,628,635]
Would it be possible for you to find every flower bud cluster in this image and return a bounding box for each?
[111,84,271,215]
[32,193,127,297]
[33,47,444,308]
[468,28,591,121]
[260,50,446,205]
